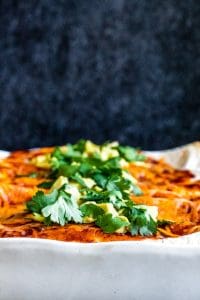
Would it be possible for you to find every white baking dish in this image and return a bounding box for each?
[0,143,200,300]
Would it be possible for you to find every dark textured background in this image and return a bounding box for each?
[0,0,200,151]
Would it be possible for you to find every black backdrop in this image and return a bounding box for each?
[0,0,200,150]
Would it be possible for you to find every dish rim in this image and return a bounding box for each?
[0,237,200,251]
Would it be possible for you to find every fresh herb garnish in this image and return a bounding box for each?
[27,190,58,213]
[27,140,158,236]
[37,181,54,189]
[95,213,130,234]
[129,207,157,236]
[27,185,82,226]
[117,146,146,162]
[80,203,104,220]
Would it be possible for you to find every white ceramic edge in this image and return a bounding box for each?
[1,237,200,300]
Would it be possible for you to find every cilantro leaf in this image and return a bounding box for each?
[71,173,88,187]
[42,191,82,225]
[65,144,82,158]
[72,139,86,152]
[108,190,124,209]
[58,164,79,177]
[106,174,132,193]
[92,173,107,188]
[118,146,146,162]
[52,147,66,161]
[130,216,157,236]
[131,183,143,196]
[26,190,58,213]
[37,181,54,189]
[26,186,82,226]
[95,213,129,233]
[80,203,104,220]
[126,206,157,236]
[101,157,121,171]
[82,189,109,202]
[79,161,94,176]
[51,147,67,170]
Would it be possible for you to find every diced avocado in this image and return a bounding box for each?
[31,212,45,222]
[115,216,130,233]
[97,203,118,216]
[119,158,129,167]
[59,146,68,154]
[31,154,51,169]
[84,140,119,161]
[82,177,96,188]
[50,176,69,192]
[81,202,129,233]
[85,140,100,156]
[95,186,103,192]
[80,201,104,223]
[100,143,119,161]
[83,216,96,223]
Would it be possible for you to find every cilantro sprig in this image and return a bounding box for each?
[95,214,130,234]
[117,145,146,162]
[27,140,159,236]
[27,185,82,226]
[124,205,157,236]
